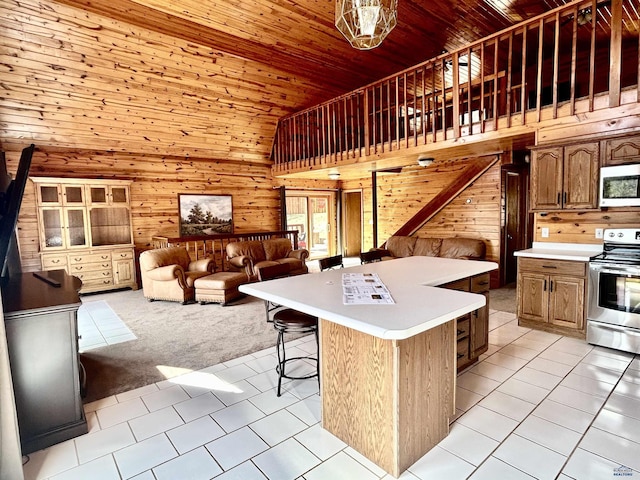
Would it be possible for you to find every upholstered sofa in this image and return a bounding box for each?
[139,247,215,303]
[376,235,486,260]
[226,237,309,280]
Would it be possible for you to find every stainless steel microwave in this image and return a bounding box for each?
[599,163,640,207]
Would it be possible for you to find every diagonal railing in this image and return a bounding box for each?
[271,0,640,175]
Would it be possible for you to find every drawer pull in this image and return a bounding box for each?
[542,265,557,269]
[102,263,110,267]
[457,329,464,335]
[75,266,83,270]
[543,279,547,291]
[477,281,489,285]
[51,259,60,264]
[457,353,465,360]
[74,257,82,261]
[102,255,109,259]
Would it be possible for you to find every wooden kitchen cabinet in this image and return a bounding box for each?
[32,177,137,294]
[530,142,599,211]
[442,272,490,370]
[602,134,640,166]
[517,257,586,337]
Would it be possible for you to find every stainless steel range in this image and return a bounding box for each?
[588,228,640,354]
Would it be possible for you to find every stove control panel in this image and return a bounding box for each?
[604,228,640,245]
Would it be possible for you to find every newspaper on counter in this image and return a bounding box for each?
[342,273,395,305]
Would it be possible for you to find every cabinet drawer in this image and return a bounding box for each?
[471,273,490,293]
[456,318,470,340]
[442,278,470,292]
[69,262,112,274]
[112,249,133,260]
[69,252,111,264]
[73,269,113,281]
[42,254,68,269]
[518,257,586,277]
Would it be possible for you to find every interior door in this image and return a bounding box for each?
[502,164,532,285]
[343,191,362,257]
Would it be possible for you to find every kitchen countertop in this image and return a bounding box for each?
[239,256,498,340]
[514,242,602,261]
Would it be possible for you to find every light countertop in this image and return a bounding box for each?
[239,256,498,340]
[514,242,602,262]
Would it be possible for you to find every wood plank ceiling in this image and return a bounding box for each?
[2,0,584,168]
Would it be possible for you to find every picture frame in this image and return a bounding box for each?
[178,194,233,236]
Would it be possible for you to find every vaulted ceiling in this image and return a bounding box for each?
[56,0,579,106]
[2,0,591,167]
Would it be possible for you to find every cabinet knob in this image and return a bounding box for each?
[457,353,465,360]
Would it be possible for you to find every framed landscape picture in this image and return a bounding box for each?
[178,194,233,236]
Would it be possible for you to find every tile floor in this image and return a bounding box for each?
[23,309,640,480]
[77,300,136,352]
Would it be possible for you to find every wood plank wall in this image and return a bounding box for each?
[4,150,282,271]
[341,158,502,266]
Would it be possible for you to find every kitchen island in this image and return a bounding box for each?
[240,256,497,477]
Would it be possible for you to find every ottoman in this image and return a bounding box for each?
[194,272,248,306]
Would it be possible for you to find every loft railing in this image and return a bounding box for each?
[271,0,640,174]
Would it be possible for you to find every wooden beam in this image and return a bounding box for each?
[391,155,499,237]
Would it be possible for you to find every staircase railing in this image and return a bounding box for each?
[271,0,639,175]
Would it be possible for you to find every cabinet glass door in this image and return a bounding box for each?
[111,186,129,204]
[63,185,84,205]
[38,185,62,205]
[65,208,88,247]
[41,208,65,248]
[89,186,108,204]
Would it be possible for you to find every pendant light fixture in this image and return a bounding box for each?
[335,0,398,50]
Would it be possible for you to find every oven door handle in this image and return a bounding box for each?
[590,265,640,276]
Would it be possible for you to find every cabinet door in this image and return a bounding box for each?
[113,258,135,285]
[549,275,585,330]
[470,292,489,357]
[64,208,89,248]
[530,147,563,211]
[36,184,62,206]
[563,142,599,209]
[40,208,66,249]
[517,272,549,323]
[604,135,640,166]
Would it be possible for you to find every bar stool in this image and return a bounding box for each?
[257,264,319,396]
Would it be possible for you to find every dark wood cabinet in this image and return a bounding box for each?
[2,270,87,454]
[530,142,599,211]
[442,272,490,371]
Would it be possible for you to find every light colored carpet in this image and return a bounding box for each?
[79,289,280,403]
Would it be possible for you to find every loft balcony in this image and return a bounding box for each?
[271,0,640,178]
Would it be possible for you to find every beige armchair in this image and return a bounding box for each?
[139,247,214,303]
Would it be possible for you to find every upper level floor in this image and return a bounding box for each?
[271,0,640,179]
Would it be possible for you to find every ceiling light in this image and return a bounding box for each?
[328,172,341,180]
[335,0,398,50]
[417,155,434,167]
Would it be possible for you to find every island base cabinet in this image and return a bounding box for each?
[320,318,455,478]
